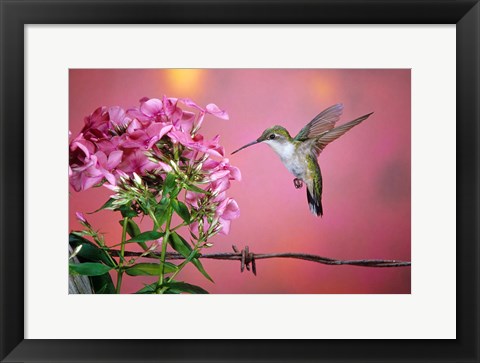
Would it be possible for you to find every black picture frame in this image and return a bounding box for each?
[1,1,478,362]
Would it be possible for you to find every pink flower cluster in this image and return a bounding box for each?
[69,96,240,235]
[70,97,227,191]
[186,158,241,235]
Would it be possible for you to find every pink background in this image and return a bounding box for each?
[69,69,411,294]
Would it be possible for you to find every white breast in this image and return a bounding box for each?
[264,140,305,178]
[265,140,295,159]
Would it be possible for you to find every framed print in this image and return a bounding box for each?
[67,68,411,296]
[1,1,479,362]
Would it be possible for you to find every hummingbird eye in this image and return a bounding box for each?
[269,134,276,140]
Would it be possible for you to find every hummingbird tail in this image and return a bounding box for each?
[307,186,323,217]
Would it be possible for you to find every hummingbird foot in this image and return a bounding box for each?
[293,178,304,189]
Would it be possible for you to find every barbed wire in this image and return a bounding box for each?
[112,245,411,276]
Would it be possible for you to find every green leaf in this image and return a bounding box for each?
[69,262,113,276]
[90,273,115,294]
[125,219,141,238]
[164,281,209,294]
[169,232,193,257]
[135,283,158,294]
[189,230,199,240]
[126,230,163,243]
[169,233,214,282]
[69,233,115,267]
[134,281,208,294]
[163,290,180,294]
[118,219,148,251]
[159,196,170,208]
[171,199,191,224]
[125,262,178,276]
[156,210,171,229]
[184,183,208,194]
[163,173,177,194]
[191,259,214,283]
[119,204,138,218]
[154,197,170,227]
[88,198,116,214]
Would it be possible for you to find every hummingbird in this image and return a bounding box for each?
[231,104,373,216]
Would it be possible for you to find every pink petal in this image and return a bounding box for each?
[70,134,95,157]
[180,98,205,112]
[218,219,231,235]
[127,119,143,134]
[211,177,230,194]
[202,159,220,171]
[140,98,163,117]
[175,111,195,133]
[157,161,172,172]
[108,106,130,127]
[104,171,117,185]
[103,182,119,191]
[186,190,201,207]
[222,199,240,220]
[106,150,123,169]
[215,197,229,215]
[94,151,107,165]
[69,172,83,192]
[206,103,229,120]
[168,129,193,147]
[75,212,87,223]
[204,145,224,158]
[213,191,227,203]
[81,177,101,191]
[209,169,230,181]
[84,106,108,128]
[126,107,148,121]
[162,96,178,116]
[81,171,103,190]
[150,123,173,139]
[182,111,195,122]
[189,220,199,235]
[195,112,206,130]
[228,165,242,181]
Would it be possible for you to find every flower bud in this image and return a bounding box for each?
[69,244,83,260]
[169,160,180,174]
[194,162,203,173]
[75,212,87,223]
[133,172,143,187]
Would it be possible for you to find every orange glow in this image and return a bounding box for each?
[308,73,339,104]
[312,79,333,96]
[164,69,205,96]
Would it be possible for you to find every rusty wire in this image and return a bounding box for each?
[112,245,411,276]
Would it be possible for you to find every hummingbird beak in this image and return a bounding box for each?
[231,139,260,155]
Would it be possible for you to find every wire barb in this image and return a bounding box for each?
[235,245,256,276]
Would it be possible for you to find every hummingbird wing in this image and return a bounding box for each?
[305,154,323,216]
[313,112,374,155]
[294,104,344,141]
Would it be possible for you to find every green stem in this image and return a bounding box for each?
[166,245,200,283]
[105,249,118,268]
[115,217,129,294]
[115,271,123,294]
[170,222,187,232]
[173,143,179,161]
[149,210,160,231]
[158,208,173,286]
[157,247,198,295]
